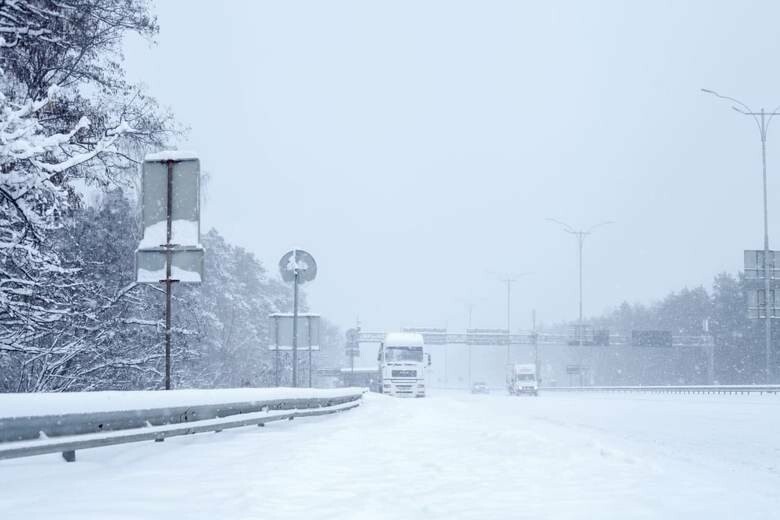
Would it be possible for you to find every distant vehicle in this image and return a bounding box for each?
[507,363,538,396]
[471,382,490,394]
[377,332,430,398]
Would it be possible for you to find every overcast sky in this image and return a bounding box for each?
[124,0,780,333]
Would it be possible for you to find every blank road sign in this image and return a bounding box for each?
[269,313,321,350]
[139,155,201,248]
[136,248,204,283]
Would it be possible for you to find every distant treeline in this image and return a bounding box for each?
[578,273,768,383]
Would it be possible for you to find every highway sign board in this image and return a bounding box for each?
[136,247,203,283]
[632,330,673,348]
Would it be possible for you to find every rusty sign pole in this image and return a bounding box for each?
[274,315,280,386]
[291,267,300,388]
[308,313,313,387]
[163,160,175,390]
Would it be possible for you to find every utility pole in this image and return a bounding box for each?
[546,218,613,347]
[702,88,780,382]
[467,303,474,387]
[532,309,539,384]
[503,278,515,365]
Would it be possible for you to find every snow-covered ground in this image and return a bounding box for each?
[2,390,779,519]
[0,386,364,418]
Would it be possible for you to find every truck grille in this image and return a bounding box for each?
[392,370,416,378]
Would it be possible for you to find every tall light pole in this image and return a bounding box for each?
[546,219,613,347]
[503,278,515,364]
[487,272,530,364]
[466,303,474,387]
[702,88,780,382]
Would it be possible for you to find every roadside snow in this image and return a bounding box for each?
[1,391,779,519]
[0,387,365,418]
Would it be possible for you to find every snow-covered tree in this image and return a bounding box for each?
[0,0,171,387]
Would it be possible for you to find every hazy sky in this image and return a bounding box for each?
[124,0,780,333]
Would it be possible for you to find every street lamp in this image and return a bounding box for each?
[486,271,530,364]
[546,218,613,347]
[702,88,780,382]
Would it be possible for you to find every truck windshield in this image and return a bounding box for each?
[385,346,423,362]
[518,374,535,381]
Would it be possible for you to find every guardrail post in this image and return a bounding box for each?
[62,450,76,462]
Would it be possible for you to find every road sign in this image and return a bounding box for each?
[135,151,203,391]
[279,249,317,284]
[402,327,448,345]
[747,288,780,319]
[136,247,203,283]
[268,313,321,350]
[466,329,510,345]
[345,328,360,356]
[632,330,673,348]
[136,153,203,284]
[744,250,780,281]
[139,153,201,248]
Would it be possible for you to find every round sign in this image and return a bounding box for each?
[279,249,317,284]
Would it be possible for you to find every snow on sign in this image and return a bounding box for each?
[279,249,317,283]
[136,151,203,283]
[139,152,200,248]
[136,248,204,283]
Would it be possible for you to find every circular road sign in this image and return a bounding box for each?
[279,249,317,284]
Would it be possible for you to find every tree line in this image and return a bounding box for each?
[580,273,767,383]
[0,1,338,392]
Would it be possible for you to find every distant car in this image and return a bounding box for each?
[471,382,489,394]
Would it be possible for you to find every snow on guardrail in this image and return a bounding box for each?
[0,386,365,418]
[0,387,366,462]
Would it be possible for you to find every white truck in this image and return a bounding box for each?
[506,363,538,396]
[377,332,429,398]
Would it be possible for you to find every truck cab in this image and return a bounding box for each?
[377,332,429,398]
[507,363,538,396]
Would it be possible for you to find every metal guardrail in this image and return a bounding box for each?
[0,391,364,462]
[543,385,780,395]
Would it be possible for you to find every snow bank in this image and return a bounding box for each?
[0,387,365,419]
[4,391,780,519]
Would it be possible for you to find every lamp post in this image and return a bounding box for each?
[486,272,530,365]
[702,88,780,382]
[546,219,613,347]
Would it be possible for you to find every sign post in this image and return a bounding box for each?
[345,327,360,384]
[136,152,203,390]
[279,249,317,387]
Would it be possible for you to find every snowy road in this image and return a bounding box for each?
[2,391,779,519]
